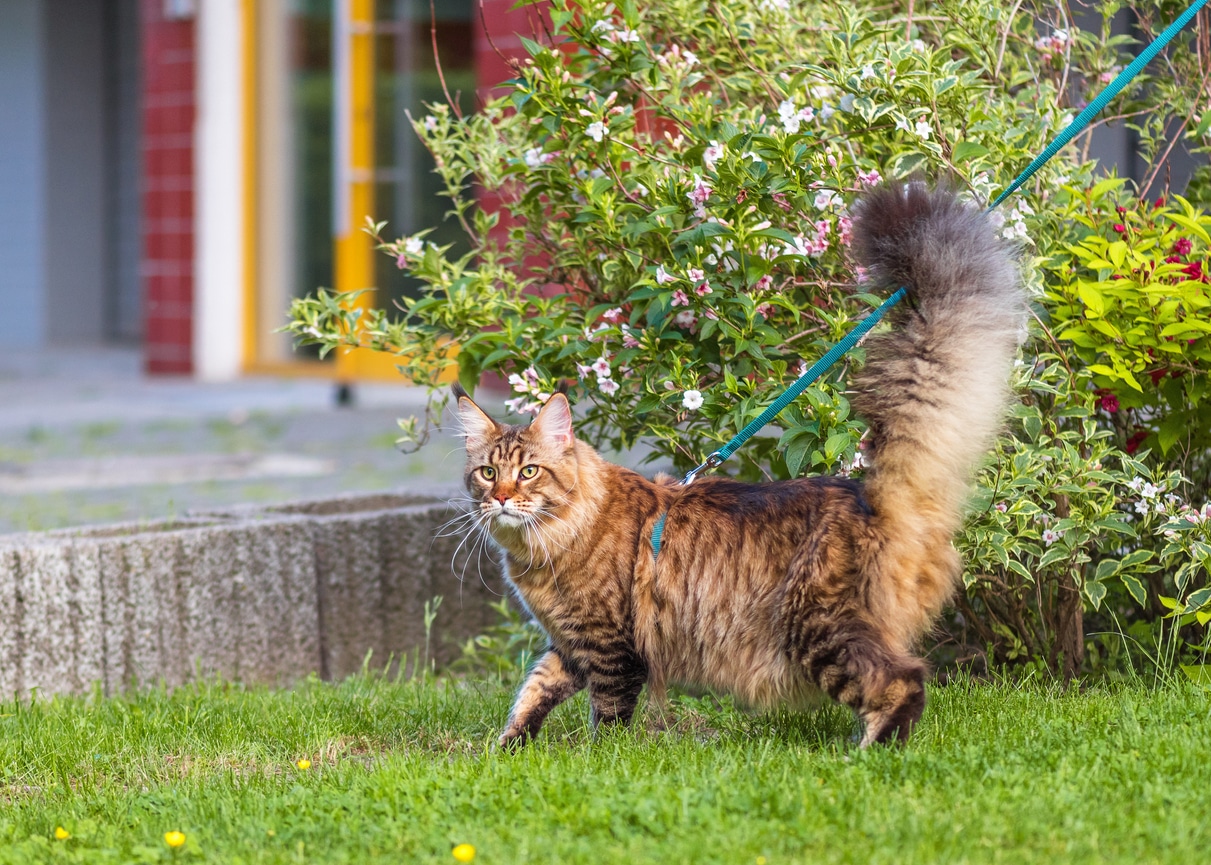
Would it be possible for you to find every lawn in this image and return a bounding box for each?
[1,671,1208,864]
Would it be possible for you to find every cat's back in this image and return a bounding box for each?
[634,474,871,707]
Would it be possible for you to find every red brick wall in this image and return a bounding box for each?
[140,1,196,374]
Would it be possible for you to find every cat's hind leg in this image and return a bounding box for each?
[788,611,927,746]
[500,648,586,748]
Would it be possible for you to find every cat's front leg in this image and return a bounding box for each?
[499,648,586,749]
[586,642,648,731]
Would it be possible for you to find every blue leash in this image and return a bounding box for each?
[651,1,1207,560]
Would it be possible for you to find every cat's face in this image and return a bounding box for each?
[456,392,577,531]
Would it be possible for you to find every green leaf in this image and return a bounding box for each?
[1084,580,1107,610]
[1180,665,1211,687]
[952,141,989,163]
[785,438,812,477]
[1120,573,1148,607]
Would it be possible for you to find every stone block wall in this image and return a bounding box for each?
[0,492,504,698]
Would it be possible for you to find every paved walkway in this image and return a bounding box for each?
[0,347,472,536]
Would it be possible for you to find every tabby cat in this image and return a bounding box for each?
[454,183,1024,746]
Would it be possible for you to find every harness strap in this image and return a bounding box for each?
[650,510,668,560]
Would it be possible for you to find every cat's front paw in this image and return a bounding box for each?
[497,726,532,751]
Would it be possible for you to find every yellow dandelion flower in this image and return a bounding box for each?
[54,827,70,840]
[164,831,186,848]
[452,843,476,862]
[296,758,311,770]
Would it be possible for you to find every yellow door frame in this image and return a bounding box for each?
[241,0,417,382]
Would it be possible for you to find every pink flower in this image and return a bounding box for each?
[703,307,718,320]
[1041,528,1062,546]
[857,169,882,186]
[576,363,593,380]
[591,356,612,378]
[687,267,705,282]
[752,275,773,292]
[995,502,1008,513]
[602,307,624,323]
[839,216,853,247]
[655,265,676,284]
[673,309,697,329]
[771,192,792,212]
[756,303,775,318]
[687,177,712,206]
[599,378,620,395]
[1174,237,1193,255]
[670,289,690,307]
[1113,223,1126,233]
[695,281,712,297]
[621,325,641,348]
[1099,393,1119,413]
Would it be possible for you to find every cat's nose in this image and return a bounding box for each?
[495,494,509,504]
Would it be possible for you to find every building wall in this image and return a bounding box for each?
[0,0,48,348]
[141,0,197,373]
[43,0,109,344]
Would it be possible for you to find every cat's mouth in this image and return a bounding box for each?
[485,501,529,529]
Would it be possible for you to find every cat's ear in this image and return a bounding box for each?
[531,393,574,450]
[452,384,498,446]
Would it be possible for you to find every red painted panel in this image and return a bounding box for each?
[140,0,196,375]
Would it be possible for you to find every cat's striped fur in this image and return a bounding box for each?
[455,183,1025,746]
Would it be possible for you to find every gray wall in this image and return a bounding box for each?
[0,0,142,350]
[44,0,109,343]
[0,0,48,348]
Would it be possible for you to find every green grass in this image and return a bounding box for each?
[1,673,1208,864]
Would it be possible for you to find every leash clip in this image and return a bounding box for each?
[682,452,724,485]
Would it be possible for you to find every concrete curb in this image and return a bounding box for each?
[0,491,504,697]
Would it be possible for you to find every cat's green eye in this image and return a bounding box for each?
[480,466,496,480]
[520,465,539,480]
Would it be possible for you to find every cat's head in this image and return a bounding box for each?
[452,384,578,531]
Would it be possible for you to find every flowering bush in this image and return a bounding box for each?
[287,0,1211,673]
[1042,187,1211,495]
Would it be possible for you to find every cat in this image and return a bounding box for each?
[453,183,1025,747]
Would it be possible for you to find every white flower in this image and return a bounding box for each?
[591,356,612,379]
[818,104,835,122]
[1134,500,1151,515]
[777,99,802,133]
[615,28,641,43]
[838,93,855,113]
[591,19,615,35]
[703,140,725,170]
[914,120,932,140]
[504,397,541,416]
[523,148,547,169]
[1041,528,1062,546]
[683,50,699,67]
[911,39,927,52]
[860,65,876,80]
[507,373,529,393]
[633,182,649,197]
[404,236,424,256]
[682,389,704,411]
[1141,482,1161,499]
[599,378,620,396]
[655,264,675,284]
[422,115,438,131]
[576,363,593,380]
[586,120,607,142]
[814,190,840,209]
[1127,476,1146,493]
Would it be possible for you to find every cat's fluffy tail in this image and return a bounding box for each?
[848,183,1025,649]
